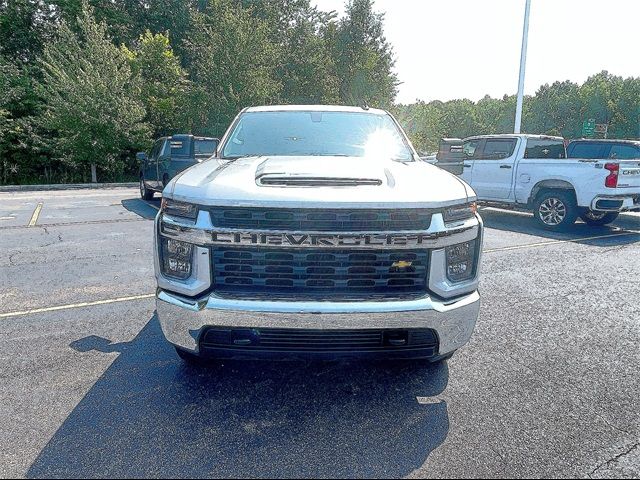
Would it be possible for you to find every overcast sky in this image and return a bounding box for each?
[312,0,640,104]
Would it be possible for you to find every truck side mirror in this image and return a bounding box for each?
[136,152,147,162]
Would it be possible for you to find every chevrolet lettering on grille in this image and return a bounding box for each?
[210,231,441,248]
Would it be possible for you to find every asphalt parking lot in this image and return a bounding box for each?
[1,188,639,479]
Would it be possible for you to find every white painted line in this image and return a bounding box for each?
[27,202,43,227]
[483,230,640,253]
[0,215,16,220]
[0,293,155,319]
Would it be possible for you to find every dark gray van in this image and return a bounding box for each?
[138,134,219,199]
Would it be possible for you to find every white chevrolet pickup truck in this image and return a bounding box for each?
[459,135,640,230]
[154,105,483,364]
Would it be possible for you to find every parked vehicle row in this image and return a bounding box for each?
[138,134,219,200]
[450,135,640,230]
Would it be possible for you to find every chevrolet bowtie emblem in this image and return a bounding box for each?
[391,260,413,268]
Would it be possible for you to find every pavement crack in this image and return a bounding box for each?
[593,412,634,437]
[589,441,639,476]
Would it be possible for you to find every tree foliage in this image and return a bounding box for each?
[38,2,148,180]
[185,0,282,136]
[332,0,397,108]
[0,0,638,184]
[122,31,191,137]
[396,71,640,153]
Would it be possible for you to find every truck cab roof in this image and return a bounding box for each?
[243,104,389,115]
[463,134,564,141]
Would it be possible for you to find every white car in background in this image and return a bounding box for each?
[459,134,640,230]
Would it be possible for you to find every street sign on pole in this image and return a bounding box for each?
[582,119,596,138]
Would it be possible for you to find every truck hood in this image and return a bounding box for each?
[167,156,473,208]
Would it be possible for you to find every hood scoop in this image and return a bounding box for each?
[255,157,386,187]
[257,174,382,187]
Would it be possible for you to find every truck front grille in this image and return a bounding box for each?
[208,207,433,231]
[212,247,429,299]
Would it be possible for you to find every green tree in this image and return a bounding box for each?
[38,1,149,182]
[524,81,580,137]
[0,0,59,63]
[332,0,398,107]
[184,0,281,136]
[242,0,340,104]
[122,31,191,137]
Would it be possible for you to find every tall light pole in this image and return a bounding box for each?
[514,0,531,134]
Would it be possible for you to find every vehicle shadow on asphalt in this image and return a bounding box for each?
[28,315,450,478]
[480,208,640,247]
[121,198,161,220]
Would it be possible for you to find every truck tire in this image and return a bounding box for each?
[533,190,578,231]
[139,175,155,200]
[580,210,619,226]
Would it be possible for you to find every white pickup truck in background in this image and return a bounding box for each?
[458,134,640,230]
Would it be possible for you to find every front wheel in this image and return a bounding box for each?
[139,176,154,200]
[533,190,578,231]
[580,210,619,226]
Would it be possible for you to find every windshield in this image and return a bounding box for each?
[221,111,414,161]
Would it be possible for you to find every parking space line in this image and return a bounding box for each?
[144,201,160,210]
[483,230,640,253]
[0,293,155,319]
[1,217,147,231]
[27,202,43,227]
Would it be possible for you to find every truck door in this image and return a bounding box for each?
[156,138,173,188]
[460,138,483,186]
[435,138,464,175]
[145,139,164,189]
[469,137,518,200]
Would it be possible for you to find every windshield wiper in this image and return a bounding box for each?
[220,154,255,161]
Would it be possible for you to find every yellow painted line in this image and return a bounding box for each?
[27,202,43,227]
[0,293,155,319]
[483,230,640,253]
[144,201,160,210]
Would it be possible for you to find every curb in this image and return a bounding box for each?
[0,182,138,192]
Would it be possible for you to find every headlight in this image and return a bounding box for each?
[445,239,478,283]
[161,199,198,219]
[443,202,477,223]
[160,237,194,279]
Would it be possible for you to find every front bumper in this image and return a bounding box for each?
[156,288,480,358]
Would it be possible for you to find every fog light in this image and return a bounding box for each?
[161,237,193,279]
[445,239,477,283]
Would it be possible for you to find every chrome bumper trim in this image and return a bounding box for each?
[156,289,480,356]
[159,211,480,250]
